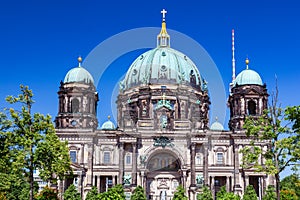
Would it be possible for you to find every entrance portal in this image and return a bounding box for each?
[146,152,182,200]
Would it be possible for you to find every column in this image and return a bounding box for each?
[233,143,242,195]
[226,176,230,192]
[190,143,196,187]
[226,146,229,165]
[86,143,94,187]
[132,142,137,186]
[113,175,116,186]
[80,143,84,165]
[245,175,249,187]
[95,145,99,165]
[118,143,124,184]
[182,170,187,190]
[97,176,101,193]
[262,176,266,195]
[203,144,209,186]
[211,176,215,199]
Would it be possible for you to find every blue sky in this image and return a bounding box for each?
[0,0,299,176]
[0,0,300,125]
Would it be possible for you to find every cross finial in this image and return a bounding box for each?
[161,9,167,21]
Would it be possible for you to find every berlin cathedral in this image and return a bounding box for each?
[54,9,273,200]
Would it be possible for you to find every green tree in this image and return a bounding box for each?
[240,88,300,200]
[0,85,71,200]
[172,185,187,200]
[35,186,58,200]
[64,184,81,200]
[280,170,300,198]
[85,186,99,200]
[242,185,257,200]
[130,185,146,200]
[280,189,298,200]
[262,185,276,200]
[218,192,241,200]
[197,186,213,200]
[98,184,125,200]
[217,186,240,200]
[216,186,227,199]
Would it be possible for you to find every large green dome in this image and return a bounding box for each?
[234,69,263,86]
[121,47,203,90]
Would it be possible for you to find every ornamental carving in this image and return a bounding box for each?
[153,136,174,148]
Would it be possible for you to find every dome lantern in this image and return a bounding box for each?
[157,9,170,47]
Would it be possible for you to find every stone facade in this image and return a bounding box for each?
[55,14,273,200]
[55,76,272,200]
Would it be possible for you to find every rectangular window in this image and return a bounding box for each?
[70,151,77,163]
[103,152,110,164]
[217,152,223,164]
[196,155,201,165]
[126,154,131,165]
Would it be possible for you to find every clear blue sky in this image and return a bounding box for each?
[0,0,299,177]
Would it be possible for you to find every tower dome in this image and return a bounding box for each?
[210,117,224,131]
[234,58,263,86]
[120,12,203,91]
[101,116,115,130]
[64,57,94,84]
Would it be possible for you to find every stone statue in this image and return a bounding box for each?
[123,174,131,186]
[196,174,203,186]
[140,155,147,165]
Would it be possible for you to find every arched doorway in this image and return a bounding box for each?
[146,151,182,200]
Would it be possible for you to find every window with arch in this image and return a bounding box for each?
[125,154,131,165]
[70,150,77,163]
[196,154,202,165]
[216,152,224,165]
[71,98,80,113]
[248,100,256,115]
[103,152,111,164]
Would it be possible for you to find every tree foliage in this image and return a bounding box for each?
[280,189,298,200]
[216,186,227,199]
[216,186,240,200]
[197,186,213,200]
[172,185,187,200]
[35,186,58,200]
[130,185,146,200]
[280,172,300,199]
[242,185,257,200]
[98,184,125,200]
[262,185,276,200]
[64,184,81,200]
[240,87,300,200]
[85,186,99,200]
[0,85,71,200]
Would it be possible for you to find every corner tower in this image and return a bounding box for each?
[55,57,98,129]
[228,58,268,131]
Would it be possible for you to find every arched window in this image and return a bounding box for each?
[71,98,80,113]
[147,153,180,172]
[248,100,256,115]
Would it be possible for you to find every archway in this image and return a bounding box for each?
[145,150,182,200]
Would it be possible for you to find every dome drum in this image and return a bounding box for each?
[117,84,210,131]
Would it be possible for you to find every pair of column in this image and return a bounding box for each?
[118,142,137,185]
